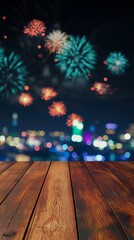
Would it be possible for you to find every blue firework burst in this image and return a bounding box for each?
[0,51,27,97]
[55,35,97,80]
[105,52,129,75]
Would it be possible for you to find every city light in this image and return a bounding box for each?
[0,121,134,161]
[124,133,131,140]
[71,135,83,142]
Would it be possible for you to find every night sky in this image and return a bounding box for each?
[0,0,134,133]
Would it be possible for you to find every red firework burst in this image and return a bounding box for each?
[19,93,33,106]
[48,101,67,117]
[41,87,58,101]
[66,113,83,127]
[23,19,46,37]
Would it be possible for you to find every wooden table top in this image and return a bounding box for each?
[0,161,134,240]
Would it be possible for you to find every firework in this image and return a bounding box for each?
[0,51,27,97]
[45,30,68,53]
[0,47,4,62]
[23,19,46,37]
[66,113,83,127]
[48,101,67,117]
[19,93,33,106]
[91,82,113,95]
[105,52,129,75]
[41,87,58,101]
[55,35,97,80]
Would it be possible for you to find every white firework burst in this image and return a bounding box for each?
[45,30,68,53]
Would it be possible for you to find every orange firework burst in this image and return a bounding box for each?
[48,101,67,117]
[23,19,46,37]
[91,82,113,95]
[41,87,58,101]
[19,93,33,106]
[66,113,83,127]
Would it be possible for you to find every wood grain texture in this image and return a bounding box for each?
[109,161,134,174]
[101,162,134,191]
[0,162,14,174]
[69,162,126,240]
[0,162,32,204]
[25,162,78,240]
[85,162,134,240]
[0,162,50,240]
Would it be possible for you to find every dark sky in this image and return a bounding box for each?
[0,0,134,132]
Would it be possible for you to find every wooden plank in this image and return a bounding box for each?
[0,162,15,174]
[69,162,126,240]
[25,162,78,240]
[0,162,32,204]
[0,162,50,240]
[111,161,134,174]
[85,162,134,239]
[101,162,134,191]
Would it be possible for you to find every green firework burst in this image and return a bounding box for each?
[106,52,129,75]
[55,35,97,80]
[0,51,28,97]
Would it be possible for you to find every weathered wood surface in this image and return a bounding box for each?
[25,162,78,240]
[85,162,134,239]
[0,162,32,204]
[69,162,126,240]
[0,161,134,240]
[0,162,15,174]
[0,162,50,239]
